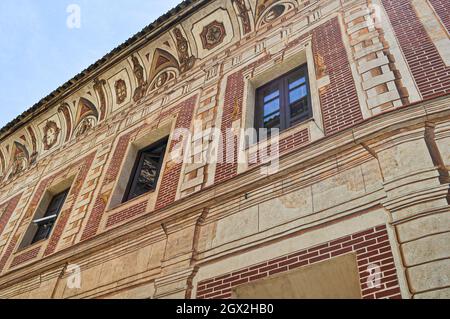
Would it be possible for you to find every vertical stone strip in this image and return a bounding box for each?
[343,2,406,115]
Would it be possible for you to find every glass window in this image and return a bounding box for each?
[255,64,311,136]
[123,137,168,202]
[31,189,69,244]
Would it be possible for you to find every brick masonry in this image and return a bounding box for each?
[81,131,138,240]
[155,95,197,210]
[0,153,96,271]
[0,194,22,237]
[196,225,402,299]
[429,0,450,34]
[382,0,450,99]
[312,17,363,135]
[248,128,310,167]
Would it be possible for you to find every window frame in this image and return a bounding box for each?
[254,64,312,136]
[122,137,168,203]
[30,189,69,245]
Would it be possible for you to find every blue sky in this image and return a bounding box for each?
[0,0,181,128]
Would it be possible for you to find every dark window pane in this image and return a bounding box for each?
[129,154,159,199]
[124,138,168,202]
[32,189,69,244]
[290,99,309,122]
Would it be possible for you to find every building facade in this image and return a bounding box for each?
[0,0,449,299]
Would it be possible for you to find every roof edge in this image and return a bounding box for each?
[0,0,211,141]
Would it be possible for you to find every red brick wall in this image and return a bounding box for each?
[44,153,96,255]
[429,0,450,33]
[82,95,197,235]
[382,0,450,99]
[156,95,197,210]
[248,128,310,167]
[106,200,147,228]
[312,17,363,135]
[0,194,22,236]
[81,132,137,240]
[196,225,402,299]
[0,153,95,272]
[10,246,40,268]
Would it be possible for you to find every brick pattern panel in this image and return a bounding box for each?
[382,0,450,99]
[429,0,450,33]
[81,132,136,240]
[215,71,244,184]
[0,153,95,272]
[0,194,22,236]
[312,17,363,135]
[156,95,197,210]
[44,152,96,255]
[248,129,310,167]
[106,201,147,228]
[10,246,40,268]
[0,236,18,273]
[196,225,402,299]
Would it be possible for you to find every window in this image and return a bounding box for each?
[31,189,69,244]
[255,64,311,135]
[123,137,168,203]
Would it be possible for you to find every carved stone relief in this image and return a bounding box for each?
[42,121,61,151]
[201,21,227,50]
[115,79,127,104]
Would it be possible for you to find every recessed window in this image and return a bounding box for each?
[123,137,168,203]
[255,64,312,135]
[31,189,69,244]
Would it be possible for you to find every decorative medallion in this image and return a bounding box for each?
[42,121,61,151]
[114,79,127,104]
[200,21,226,50]
[173,28,196,73]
